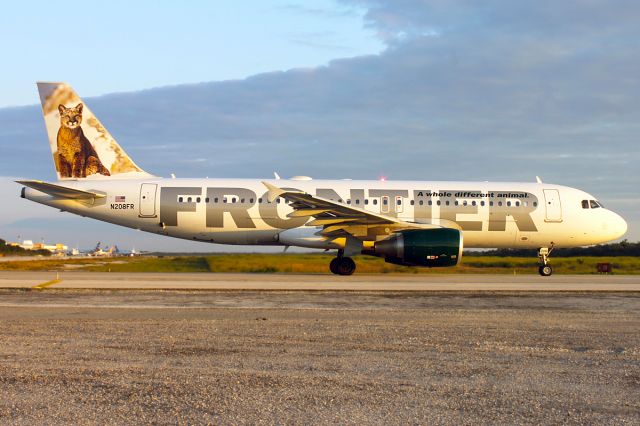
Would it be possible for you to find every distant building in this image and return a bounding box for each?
[8,240,69,254]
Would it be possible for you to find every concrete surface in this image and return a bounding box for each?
[0,271,639,291]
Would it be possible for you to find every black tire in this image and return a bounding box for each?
[538,265,553,276]
[337,257,356,276]
[329,258,340,275]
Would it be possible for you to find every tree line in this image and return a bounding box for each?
[467,240,640,257]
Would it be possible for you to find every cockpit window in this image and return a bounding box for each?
[590,200,601,209]
[581,200,589,209]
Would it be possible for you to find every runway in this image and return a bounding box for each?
[1,273,638,423]
[0,271,639,291]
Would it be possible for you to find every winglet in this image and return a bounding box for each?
[261,181,287,203]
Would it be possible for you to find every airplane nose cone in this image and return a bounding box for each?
[610,212,628,240]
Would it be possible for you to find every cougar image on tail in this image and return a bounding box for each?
[56,103,110,178]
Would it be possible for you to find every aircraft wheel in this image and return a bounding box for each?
[538,265,553,276]
[329,258,340,275]
[337,257,356,276]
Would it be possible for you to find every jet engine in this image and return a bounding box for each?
[373,228,463,267]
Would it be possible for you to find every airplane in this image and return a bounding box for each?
[17,82,627,276]
[90,242,119,257]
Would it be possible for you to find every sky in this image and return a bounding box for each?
[0,0,638,251]
[0,1,382,108]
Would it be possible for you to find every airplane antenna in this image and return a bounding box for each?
[274,172,281,180]
[535,176,542,183]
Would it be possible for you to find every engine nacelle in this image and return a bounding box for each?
[373,228,463,267]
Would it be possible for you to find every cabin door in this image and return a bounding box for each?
[381,196,390,213]
[139,183,157,217]
[395,196,404,214]
[543,189,562,222]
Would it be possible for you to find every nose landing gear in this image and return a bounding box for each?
[329,250,356,275]
[538,246,554,276]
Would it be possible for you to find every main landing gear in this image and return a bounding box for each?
[329,250,356,276]
[538,246,554,276]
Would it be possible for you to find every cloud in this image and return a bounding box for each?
[1,0,638,244]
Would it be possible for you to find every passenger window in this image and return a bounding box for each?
[410,200,414,206]
[437,200,441,206]
[178,197,183,203]
[472,201,476,206]
[347,199,351,204]
[383,198,388,205]
[445,201,450,206]
[590,200,600,209]
[515,201,520,207]
[419,200,424,206]
[196,197,201,203]
[498,201,502,206]
[240,198,245,203]
[582,200,589,209]
[258,198,262,203]
[489,201,494,206]
[355,199,360,205]
[507,201,511,207]
[480,201,485,206]
[373,199,378,205]
[250,198,254,203]
[533,202,537,207]
[187,197,192,203]
[397,199,402,206]
[365,199,369,205]
[463,201,467,206]
[428,200,432,206]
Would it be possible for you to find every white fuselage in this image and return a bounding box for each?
[23,178,627,250]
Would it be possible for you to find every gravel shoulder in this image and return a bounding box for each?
[0,290,639,424]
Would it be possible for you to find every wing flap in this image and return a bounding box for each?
[287,208,333,218]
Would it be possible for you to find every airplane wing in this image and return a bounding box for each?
[262,181,458,240]
[17,180,106,200]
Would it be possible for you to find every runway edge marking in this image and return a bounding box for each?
[32,279,62,289]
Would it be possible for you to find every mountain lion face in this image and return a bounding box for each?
[58,103,83,129]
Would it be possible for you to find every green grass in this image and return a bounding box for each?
[0,254,639,274]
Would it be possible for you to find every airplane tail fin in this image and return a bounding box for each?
[36,82,151,180]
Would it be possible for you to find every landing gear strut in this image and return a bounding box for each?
[329,250,356,276]
[538,246,554,276]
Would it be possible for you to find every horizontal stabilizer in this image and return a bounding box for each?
[16,180,106,200]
